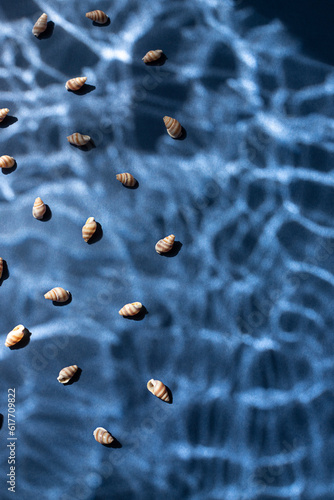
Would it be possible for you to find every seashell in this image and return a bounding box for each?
[116,173,136,187]
[57,365,78,384]
[0,155,15,169]
[155,234,175,254]
[86,10,108,24]
[93,427,114,445]
[65,77,87,91]
[5,325,28,347]
[44,287,70,302]
[67,133,91,146]
[147,379,171,403]
[82,217,97,242]
[0,257,3,279]
[0,108,9,122]
[32,13,48,37]
[142,50,163,63]
[118,302,142,317]
[32,197,46,220]
[163,116,182,139]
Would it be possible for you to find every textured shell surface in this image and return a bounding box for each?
[32,13,48,37]
[142,49,163,63]
[65,77,87,91]
[32,197,46,219]
[44,287,70,302]
[116,173,136,187]
[93,427,114,445]
[0,155,15,169]
[0,257,3,279]
[5,325,28,347]
[0,108,9,122]
[85,10,108,24]
[163,116,182,139]
[147,379,171,402]
[82,217,97,242]
[118,302,142,316]
[57,365,78,384]
[67,133,91,146]
[155,234,175,254]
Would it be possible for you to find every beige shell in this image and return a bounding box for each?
[57,365,78,384]
[44,287,70,302]
[0,155,15,169]
[93,427,114,445]
[147,379,171,403]
[118,302,142,317]
[67,133,91,146]
[86,10,108,24]
[5,325,28,347]
[155,234,175,254]
[0,257,3,279]
[142,50,163,63]
[32,197,46,220]
[116,173,136,187]
[82,217,97,242]
[163,116,182,139]
[32,13,48,37]
[65,77,87,91]
[0,108,9,122]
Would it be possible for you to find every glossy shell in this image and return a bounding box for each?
[32,13,48,37]
[163,116,182,139]
[57,365,78,384]
[67,133,91,146]
[0,108,9,122]
[147,379,171,403]
[44,287,70,302]
[32,197,46,220]
[0,257,3,279]
[155,234,175,254]
[142,50,163,63]
[93,427,114,445]
[85,10,108,24]
[116,173,136,187]
[118,302,142,317]
[5,325,28,347]
[82,217,97,242]
[0,155,15,169]
[65,77,87,91]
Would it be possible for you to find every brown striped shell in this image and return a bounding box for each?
[57,365,78,384]
[32,13,48,37]
[82,217,97,242]
[93,427,114,445]
[0,257,3,279]
[65,77,87,91]
[85,10,108,24]
[0,108,9,122]
[118,302,142,317]
[142,50,163,63]
[147,379,171,403]
[116,173,136,187]
[67,133,91,146]
[155,234,175,254]
[5,325,28,347]
[0,155,15,169]
[32,197,46,220]
[44,287,70,302]
[163,116,182,139]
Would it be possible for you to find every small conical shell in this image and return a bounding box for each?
[147,379,171,402]
[0,155,15,169]
[44,287,70,302]
[142,50,163,63]
[32,13,48,37]
[0,257,3,279]
[86,10,108,24]
[32,197,46,220]
[5,325,28,347]
[93,427,114,445]
[82,217,97,242]
[0,108,9,122]
[57,365,78,384]
[67,133,91,146]
[116,173,136,187]
[118,302,142,317]
[65,77,87,91]
[163,116,182,139]
[155,234,175,254]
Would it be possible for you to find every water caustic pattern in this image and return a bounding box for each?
[0,0,334,499]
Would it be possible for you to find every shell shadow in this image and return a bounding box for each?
[104,437,122,449]
[39,205,52,222]
[0,260,9,286]
[1,161,17,175]
[92,18,111,27]
[174,127,187,141]
[70,139,96,152]
[165,386,173,404]
[37,21,54,39]
[0,414,3,430]
[0,116,18,129]
[160,241,182,258]
[9,329,32,350]
[145,53,168,67]
[122,305,148,321]
[63,367,82,386]
[121,179,139,190]
[87,222,103,244]
[69,84,96,96]
[52,293,72,307]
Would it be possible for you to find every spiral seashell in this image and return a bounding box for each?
[0,155,15,169]
[155,234,175,254]
[147,379,171,403]
[32,197,46,220]
[163,116,182,139]
[0,108,9,122]
[116,173,136,187]
[85,10,108,24]
[0,257,3,279]
[93,427,114,445]
[118,302,142,317]
[142,50,163,63]
[57,365,78,384]
[82,217,97,242]
[32,13,48,37]
[67,133,91,146]
[5,325,28,347]
[44,287,70,302]
[65,77,87,91]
